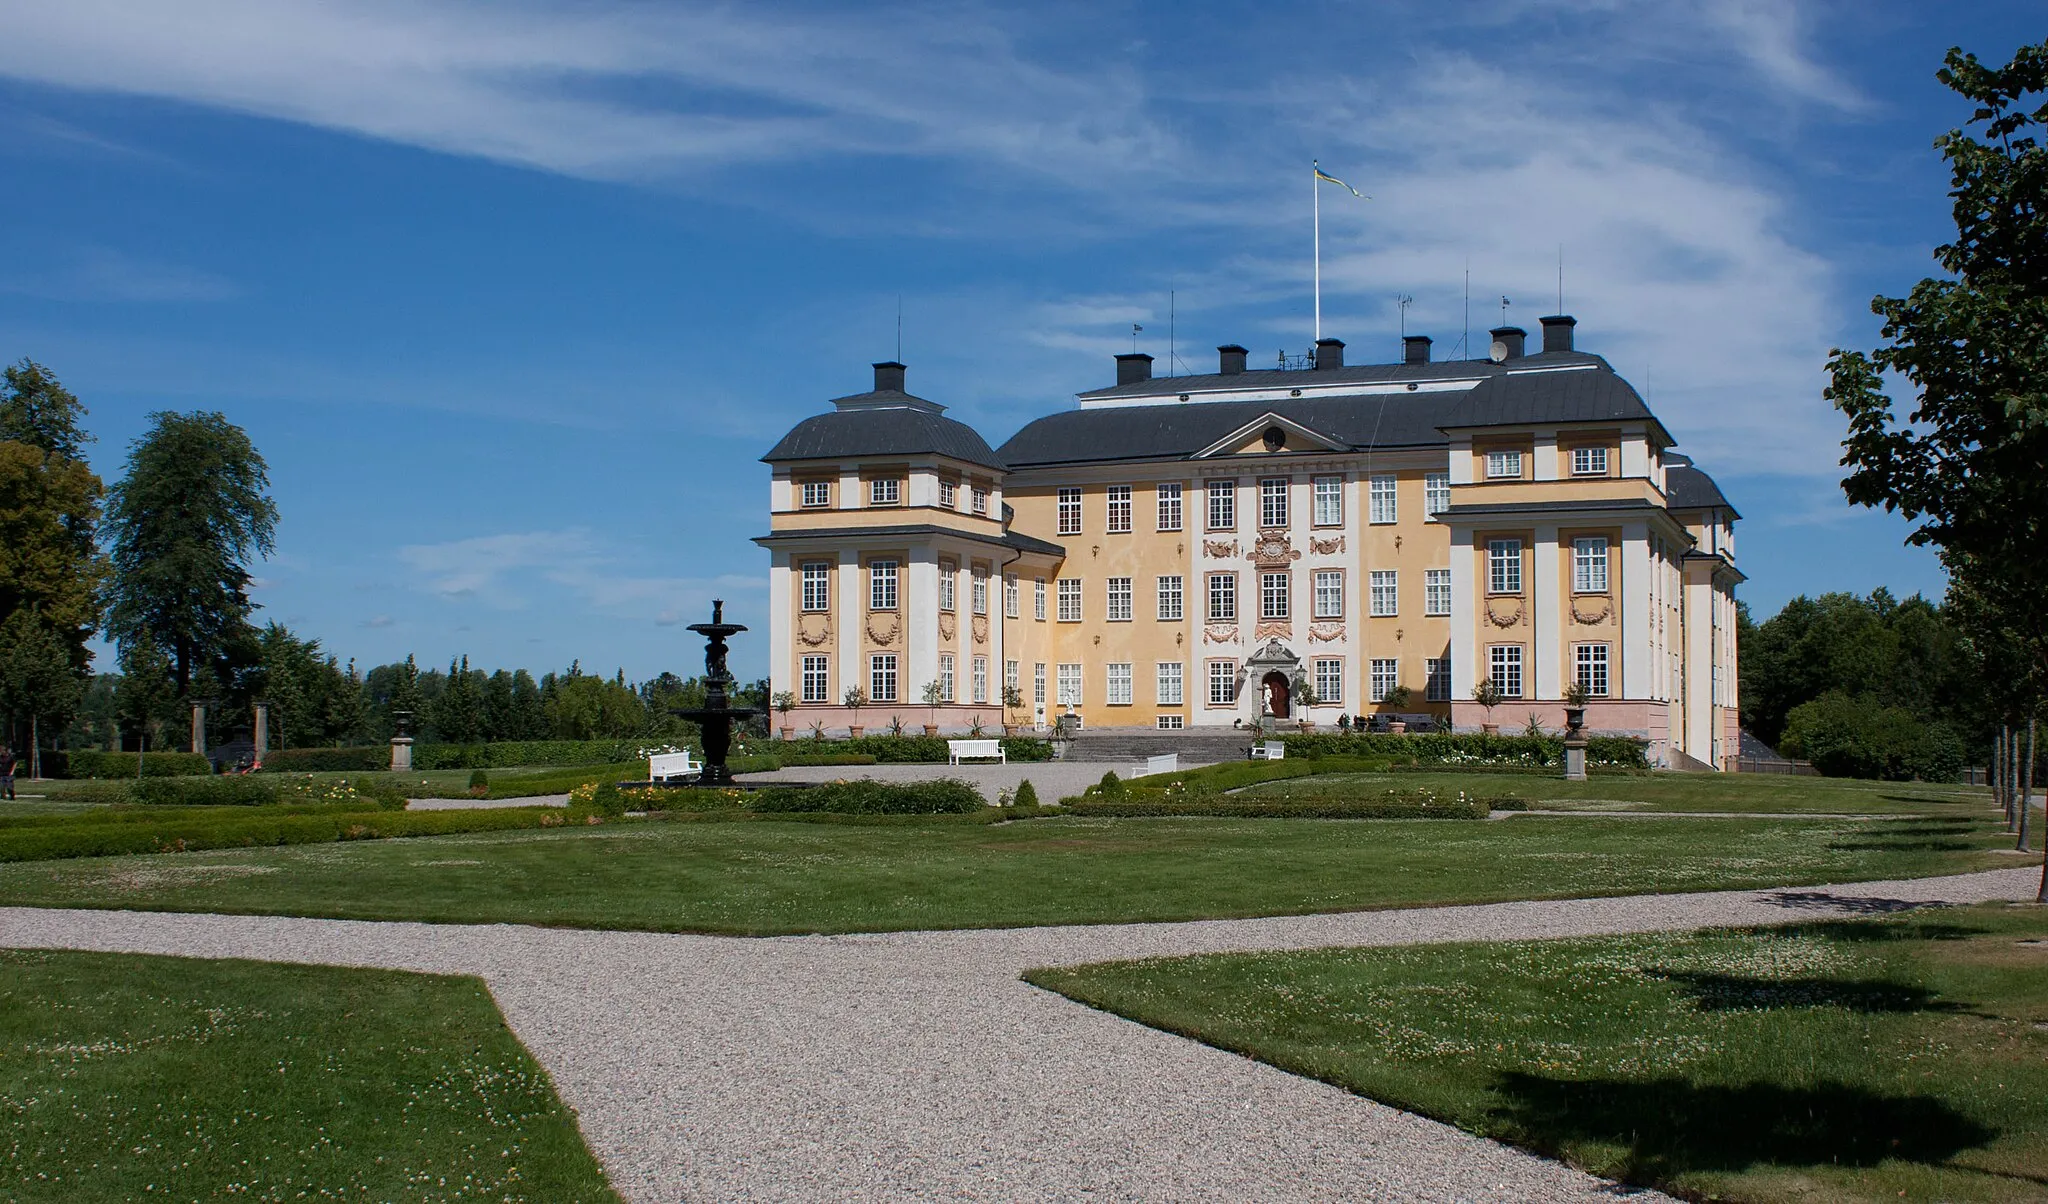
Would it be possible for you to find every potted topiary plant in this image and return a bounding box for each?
[1384,684,1413,734]
[1292,677,1320,731]
[920,679,944,736]
[842,686,868,738]
[772,690,797,740]
[1473,675,1503,736]
[1562,681,1589,735]
[1002,685,1025,736]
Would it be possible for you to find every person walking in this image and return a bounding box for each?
[0,745,16,801]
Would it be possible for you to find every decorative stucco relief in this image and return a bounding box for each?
[1309,535,1345,555]
[1484,597,1525,629]
[1202,539,1238,559]
[796,614,833,647]
[1571,596,1614,625]
[1203,625,1240,644]
[865,613,900,646]
[1308,623,1345,642]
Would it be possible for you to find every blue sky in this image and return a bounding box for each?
[0,0,2035,681]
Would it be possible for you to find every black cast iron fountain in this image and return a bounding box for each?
[675,600,758,787]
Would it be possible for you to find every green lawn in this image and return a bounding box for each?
[0,948,616,1202]
[1029,904,2048,1203]
[1255,769,2000,814]
[0,808,2015,935]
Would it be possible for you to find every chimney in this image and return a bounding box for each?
[1403,335,1432,365]
[1313,338,1345,370]
[1115,353,1154,386]
[1488,326,1526,361]
[1218,344,1248,375]
[1540,314,1577,354]
[872,361,906,392]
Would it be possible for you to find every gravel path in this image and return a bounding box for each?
[2,866,2035,1202]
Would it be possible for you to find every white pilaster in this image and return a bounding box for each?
[1621,522,1652,698]
[908,547,940,705]
[1684,573,1714,759]
[770,473,793,512]
[837,549,860,694]
[1447,436,1474,485]
[1533,432,1558,481]
[838,466,860,510]
[1449,527,1475,700]
[1532,525,1559,699]
[1621,435,1651,480]
[768,550,791,698]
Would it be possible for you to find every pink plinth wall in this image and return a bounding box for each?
[1449,698,1677,764]
[772,704,1011,737]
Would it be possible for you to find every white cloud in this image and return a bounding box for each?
[397,527,760,621]
[1,246,238,303]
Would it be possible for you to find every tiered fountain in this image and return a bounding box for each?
[673,600,758,788]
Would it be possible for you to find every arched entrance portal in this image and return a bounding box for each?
[1261,671,1291,719]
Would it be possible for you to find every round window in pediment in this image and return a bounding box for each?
[1262,426,1286,452]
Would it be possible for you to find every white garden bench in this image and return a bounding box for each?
[1248,741,1286,761]
[1130,753,1179,779]
[648,751,702,782]
[947,739,1007,765]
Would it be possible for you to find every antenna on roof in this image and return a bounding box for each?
[1397,294,1413,339]
[1169,290,1175,379]
[1460,260,1470,360]
[1131,323,1143,353]
[895,295,903,363]
[1556,245,1564,315]
[1500,295,1511,328]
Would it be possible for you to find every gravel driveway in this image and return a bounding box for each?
[2,867,2034,1202]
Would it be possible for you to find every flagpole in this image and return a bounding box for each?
[1312,160,1321,343]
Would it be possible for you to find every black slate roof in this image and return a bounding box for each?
[752,523,1065,559]
[1664,453,1740,517]
[1435,359,1660,432]
[762,391,1006,470]
[1075,358,1497,401]
[998,390,1457,468]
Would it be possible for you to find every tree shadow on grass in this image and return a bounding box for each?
[1486,1073,1996,1186]
[1642,970,1969,1014]
[1761,891,1933,915]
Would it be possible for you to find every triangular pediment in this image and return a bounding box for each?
[1192,412,1349,459]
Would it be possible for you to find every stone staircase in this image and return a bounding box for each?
[1062,728,1257,766]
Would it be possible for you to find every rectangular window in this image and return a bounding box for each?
[1575,643,1611,697]
[938,479,957,509]
[870,653,898,703]
[1313,476,1343,526]
[1370,658,1398,702]
[1313,570,1344,619]
[801,654,830,703]
[972,485,989,515]
[1106,663,1133,706]
[1057,578,1082,622]
[1208,660,1239,705]
[1106,485,1132,533]
[1057,487,1083,535]
[1426,657,1450,702]
[1487,539,1523,594]
[1004,574,1019,618]
[1317,658,1345,706]
[1157,483,1183,531]
[972,656,989,704]
[1004,660,1019,698]
[801,562,830,611]
[1207,573,1237,621]
[1157,575,1183,621]
[1207,479,1236,530]
[869,559,899,610]
[800,480,830,508]
[1489,644,1524,699]
[1424,472,1450,518]
[1417,568,1447,616]
[1156,714,1184,729]
[971,566,988,615]
[1034,578,1046,621]
[1260,477,1289,528]
[1260,571,1290,620]
[1057,663,1083,707]
[938,559,956,611]
[1484,450,1523,480]
[870,478,900,506]
[1369,569,1398,617]
[1369,475,1398,524]
[1573,536,1610,593]
[939,653,956,703]
[1106,576,1133,622]
[1033,662,1046,706]
[1156,661,1183,705]
[1571,446,1609,476]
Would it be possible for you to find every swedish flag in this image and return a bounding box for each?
[1313,162,1367,198]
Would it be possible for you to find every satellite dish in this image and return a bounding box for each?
[1488,339,1509,363]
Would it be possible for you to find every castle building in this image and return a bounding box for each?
[757,318,1742,768]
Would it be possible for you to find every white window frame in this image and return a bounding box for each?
[1313,570,1343,620]
[1424,568,1451,616]
[938,479,957,509]
[1156,714,1184,730]
[1207,573,1237,621]
[1573,536,1610,593]
[938,560,956,612]
[1106,485,1132,533]
[1208,660,1238,705]
[870,653,898,703]
[1484,450,1522,480]
[1575,643,1611,697]
[1488,644,1524,699]
[1033,662,1046,706]
[1316,658,1345,707]
[1106,663,1133,706]
[1369,475,1398,524]
[1259,477,1289,528]
[1370,658,1398,703]
[972,655,989,704]
[1004,574,1019,618]
[1156,661,1183,705]
[1034,578,1046,621]
[1206,479,1236,530]
[1057,487,1083,535]
[870,477,901,506]
[1260,571,1289,620]
[1005,659,1019,697]
[1312,475,1343,526]
[1426,657,1450,702]
[1057,663,1083,707]
[971,485,989,515]
[1157,575,1183,621]
[1106,576,1133,622]
[869,559,899,610]
[1057,578,1082,622]
[1157,483,1183,531]
[1424,472,1451,519]
[1571,446,1609,476]
[800,480,830,508]
[1369,570,1397,617]
[939,653,956,703]
[800,562,830,612]
[971,566,988,616]
[1487,539,1522,595]
[801,654,830,703]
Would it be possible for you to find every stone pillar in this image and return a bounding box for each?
[252,703,269,763]
[391,736,414,772]
[190,703,206,755]
[1564,741,1587,781]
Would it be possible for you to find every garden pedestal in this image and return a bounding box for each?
[391,736,414,773]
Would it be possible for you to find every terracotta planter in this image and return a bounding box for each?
[1389,721,1407,735]
[1299,720,1314,732]
[778,726,794,740]
[1003,724,1019,737]
[1481,722,1500,736]
[922,724,940,737]
[848,725,865,738]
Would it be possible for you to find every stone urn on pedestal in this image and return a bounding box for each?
[1561,682,1590,781]
[389,710,415,773]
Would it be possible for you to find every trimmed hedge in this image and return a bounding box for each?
[258,746,388,772]
[124,774,411,809]
[64,750,213,779]
[634,778,985,816]
[0,804,570,863]
[780,735,1055,763]
[1064,792,1493,820]
[401,762,645,800]
[260,740,666,773]
[1279,732,1649,769]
